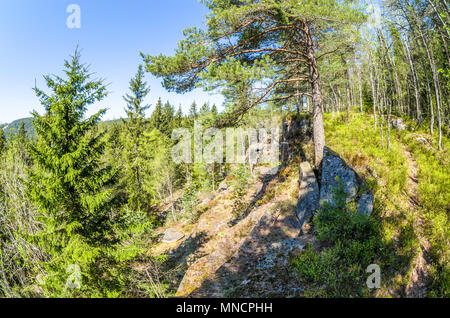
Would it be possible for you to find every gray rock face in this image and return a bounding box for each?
[218,180,229,192]
[357,192,374,215]
[256,166,279,178]
[299,119,311,136]
[320,147,373,215]
[282,116,312,143]
[416,137,427,144]
[296,162,320,231]
[320,147,358,206]
[414,137,433,151]
[256,238,305,270]
[161,229,185,243]
[392,118,407,131]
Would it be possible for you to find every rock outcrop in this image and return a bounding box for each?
[296,162,320,232]
[320,147,373,215]
[161,229,185,243]
[357,192,374,215]
[217,180,229,192]
[256,238,306,270]
[283,116,312,140]
[392,118,407,131]
[255,166,279,178]
[320,147,358,205]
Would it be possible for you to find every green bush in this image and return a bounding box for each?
[229,165,253,217]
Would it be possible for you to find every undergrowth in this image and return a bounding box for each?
[291,182,383,297]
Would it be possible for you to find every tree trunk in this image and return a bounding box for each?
[168,177,176,222]
[330,83,339,119]
[418,28,443,150]
[403,39,422,123]
[341,56,352,122]
[377,73,385,149]
[346,81,351,122]
[305,24,326,168]
[212,162,215,191]
[358,66,363,116]
[295,85,302,118]
[370,61,378,131]
[387,93,392,151]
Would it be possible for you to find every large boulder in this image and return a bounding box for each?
[161,228,185,243]
[283,116,312,140]
[320,147,358,206]
[217,180,229,192]
[357,192,374,215]
[296,162,320,232]
[320,147,373,215]
[392,118,407,131]
[255,166,278,178]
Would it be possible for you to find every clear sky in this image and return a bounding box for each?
[0,0,224,124]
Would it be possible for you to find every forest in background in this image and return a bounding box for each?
[0,0,448,298]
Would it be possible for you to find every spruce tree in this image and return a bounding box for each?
[175,105,183,127]
[189,101,198,119]
[162,101,175,135]
[200,102,210,115]
[17,121,27,141]
[211,104,218,116]
[142,128,175,207]
[15,122,29,162]
[122,65,151,210]
[150,97,164,130]
[188,101,198,127]
[27,48,115,240]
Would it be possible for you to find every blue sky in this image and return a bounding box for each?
[0,0,224,124]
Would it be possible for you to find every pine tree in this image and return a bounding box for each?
[27,48,115,240]
[122,65,151,210]
[143,0,365,166]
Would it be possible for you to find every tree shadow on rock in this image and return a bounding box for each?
[191,200,310,298]
[160,231,210,294]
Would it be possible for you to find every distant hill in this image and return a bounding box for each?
[2,117,124,140]
[2,118,35,139]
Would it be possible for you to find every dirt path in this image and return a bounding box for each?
[403,147,432,298]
